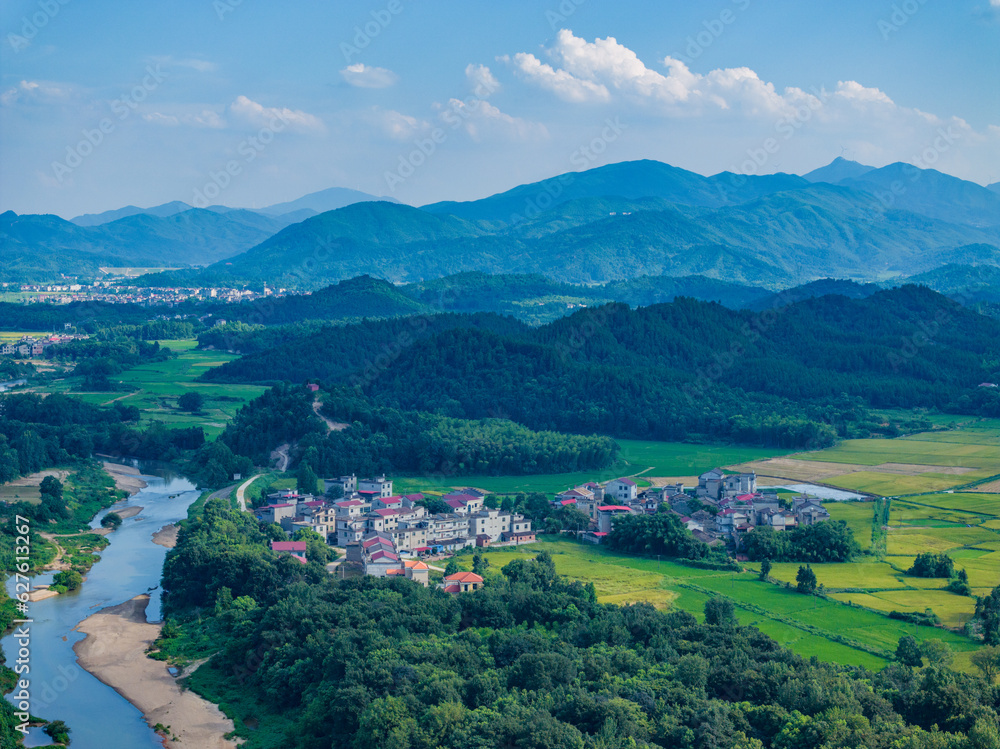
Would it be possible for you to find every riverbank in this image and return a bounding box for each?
[152,524,178,548]
[73,595,238,749]
[102,462,150,495]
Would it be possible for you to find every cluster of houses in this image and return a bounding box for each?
[7,282,284,308]
[555,470,831,546]
[254,474,536,584]
[258,468,834,593]
[0,333,88,357]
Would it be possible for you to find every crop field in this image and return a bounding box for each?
[44,339,266,440]
[394,440,794,496]
[459,539,979,671]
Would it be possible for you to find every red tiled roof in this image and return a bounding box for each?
[443,584,461,593]
[445,499,465,509]
[614,478,637,487]
[369,550,399,562]
[336,500,365,507]
[559,499,577,505]
[271,541,307,552]
[374,508,401,517]
[443,493,478,503]
[597,505,631,512]
[592,531,608,537]
[404,493,424,502]
[445,571,483,583]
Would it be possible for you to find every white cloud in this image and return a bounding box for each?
[501,52,610,103]
[362,106,432,141]
[147,55,217,73]
[340,63,398,89]
[229,95,324,132]
[143,109,226,129]
[465,64,500,97]
[439,98,548,142]
[0,79,74,106]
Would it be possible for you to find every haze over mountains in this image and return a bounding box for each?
[3,159,998,290]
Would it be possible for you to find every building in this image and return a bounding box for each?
[270,540,308,564]
[596,505,632,533]
[441,571,483,594]
[606,478,638,503]
[359,475,393,497]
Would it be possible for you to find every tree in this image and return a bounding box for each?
[472,553,490,576]
[44,720,70,744]
[971,645,1000,683]
[759,558,772,581]
[921,639,953,667]
[796,565,817,595]
[296,463,320,495]
[101,511,123,529]
[975,586,1000,645]
[895,635,924,668]
[53,569,83,592]
[444,559,461,577]
[907,552,954,578]
[704,596,737,627]
[177,391,205,412]
[946,568,972,596]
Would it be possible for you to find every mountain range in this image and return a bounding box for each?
[4,159,999,288]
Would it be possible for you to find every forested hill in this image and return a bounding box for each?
[161,499,1000,749]
[201,286,1000,447]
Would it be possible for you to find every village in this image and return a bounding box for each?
[2,281,283,307]
[259,468,833,594]
[0,332,89,357]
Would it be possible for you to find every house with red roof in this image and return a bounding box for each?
[441,571,483,594]
[270,540,308,564]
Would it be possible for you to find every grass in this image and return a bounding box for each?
[826,502,876,550]
[393,440,794,496]
[43,339,267,440]
[455,539,978,670]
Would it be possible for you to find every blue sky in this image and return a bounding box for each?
[2,0,998,218]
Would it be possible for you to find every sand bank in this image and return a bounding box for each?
[73,595,237,748]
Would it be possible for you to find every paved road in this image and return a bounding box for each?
[235,474,263,512]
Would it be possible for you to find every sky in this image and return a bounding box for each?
[1,0,998,219]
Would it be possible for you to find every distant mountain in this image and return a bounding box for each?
[141,176,1000,290]
[421,160,810,221]
[803,157,875,184]
[0,208,289,278]
[258,187,399,217]
[71,200,193,226]
[839,163,1000,227]
[905,263,1000,306]
[211,275,432,325]
[989,183,1000,196]
[745,279,883,312]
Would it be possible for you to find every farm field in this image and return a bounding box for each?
[736,420,1000,496]
[395,440,794,496]
[43,339,267,440]
[458,539,978,672]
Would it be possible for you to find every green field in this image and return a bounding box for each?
[44,339,266,440]
[459,539,978,671]
[394,439,794,496]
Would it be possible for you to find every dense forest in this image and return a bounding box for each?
[214,384,620,479]
[160,498,1000,749]
[0,392,204,483]
[202,286,1000,448]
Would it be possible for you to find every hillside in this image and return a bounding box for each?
[906,263,1000,305]
[158,179,1000,290]
[803,156,875,183]
[0,208,289,276]
[202,286,1000,447]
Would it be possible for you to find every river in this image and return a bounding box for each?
[2,467,200,749]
